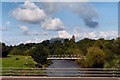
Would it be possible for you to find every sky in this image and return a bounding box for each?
[1,1,118,45]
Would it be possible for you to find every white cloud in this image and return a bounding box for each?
[10,1,65,31]
[10,1,47,24]
[11,7,47,24]
[39,2,98,28]
[29,31,48,36]
[19,25,28,31]
[96,31,118,39]
[73,27,118,40]
[25,38,42,43]
[20,1,38,9]
[58,30,72,38]
[88,31,96,38]
[3,38,43,46]
[19,25,48,36]
[3,39,23,46]
[41,18,65,31]
[6,21,11,26]
[39,2,61,15]
[0,27,7,31]
[0,21,10,31]
[57,27,117,40]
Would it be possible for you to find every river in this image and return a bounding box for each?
[46,60,81,77]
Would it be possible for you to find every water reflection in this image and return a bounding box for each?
[47,60,81,77]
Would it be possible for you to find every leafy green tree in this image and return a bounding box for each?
[30,44,48,65]
[10,43,36,55]
[85,46,106,68]
[24,49,31,56]
[94,40,105,49]
[66,44,82,55]
[104,55,120,68]
[76,38,96,55]
[2,43,9,57]
[0,42,2,57]
[10,48,22,55]
[42,40,50,46]
[64,38,69,42]
[113,37,120,55]
[55,47,64,55]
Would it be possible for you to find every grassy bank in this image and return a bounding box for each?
[1,55,38,68]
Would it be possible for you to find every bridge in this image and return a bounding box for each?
[47,55,86,60]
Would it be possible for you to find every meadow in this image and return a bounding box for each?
[1,55,37,68]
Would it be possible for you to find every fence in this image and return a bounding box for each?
[1,67,120,77]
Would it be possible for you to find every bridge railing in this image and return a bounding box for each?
[48,55,86,58]
[1,67,120,77]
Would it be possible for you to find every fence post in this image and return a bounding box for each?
[113,70,114,78]
[10,67,12,76]
[78,68,81,77]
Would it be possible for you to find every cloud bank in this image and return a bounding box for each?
[58,27,118,40]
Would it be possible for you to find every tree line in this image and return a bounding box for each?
[0,37,120,68]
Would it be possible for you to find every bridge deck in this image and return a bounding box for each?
[47,55,86,60]
[47,58,85,59]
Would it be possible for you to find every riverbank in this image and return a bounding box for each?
[1,55,52,68]
[1,55,37,68]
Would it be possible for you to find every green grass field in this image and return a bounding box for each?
[0,55,37,68]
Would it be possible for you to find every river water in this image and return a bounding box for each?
[46,60,81,77]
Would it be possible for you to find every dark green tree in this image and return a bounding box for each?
[10,48,22,55]
[42,40,50,46]
[2,43,9,57]
[64,38,69,42]
[30,44,48,65]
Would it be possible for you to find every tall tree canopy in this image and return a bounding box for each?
[30,44,49,65]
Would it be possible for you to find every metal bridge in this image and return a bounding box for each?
[47,55,86,60]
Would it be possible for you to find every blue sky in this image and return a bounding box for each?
[1,2,118,45]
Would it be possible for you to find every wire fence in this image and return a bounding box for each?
[1,67,120,77]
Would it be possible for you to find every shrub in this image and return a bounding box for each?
[15,58,19,60]
[85,46,106,68]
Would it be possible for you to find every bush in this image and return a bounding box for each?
[15,58,19,60]
[85,46,106,68]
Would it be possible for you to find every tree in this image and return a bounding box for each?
[10,48,22,55]
[76,38,96,55]
[64,38,69,42]
[24,49,31,56]
[104,55,120,68]
[0,42,2,57]
[94,40,105,49]
[113,37,120,55]
[30,44,48,65]
[42,40,50,46]
[2,43,9,57]
[85,46,106,68]
[66,44,83,55]
[55,47,64,55]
